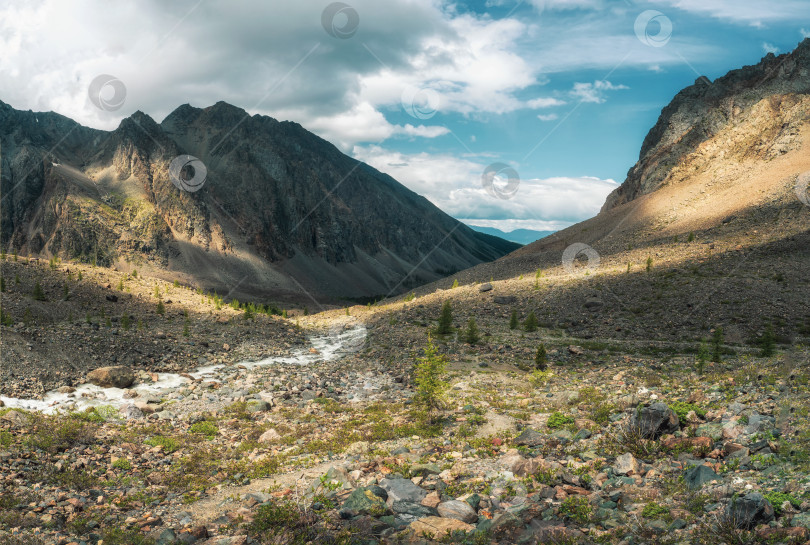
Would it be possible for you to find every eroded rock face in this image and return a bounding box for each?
[603,38,810,211]
[86,366,135,388]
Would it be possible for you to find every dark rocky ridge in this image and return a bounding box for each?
[0,100,518,301]
[603,37,810,210]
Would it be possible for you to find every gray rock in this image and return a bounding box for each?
[668,518,688,530]
[696,423,724,441]
[725,492,774,529]
[614,453,640,476]
[391,500,437,518]
[514,428,544,447]
[684,464,718,489]
[379,477,427,503]
[631,403,679,438]
[437,500,478,523]
[584,299,603,311]
[156,528,176,545]
[551,430,573,441]
[792,512,810,529]
[123,404,143,420]
[493,296,518,304]
[478,283,493,292]
[246,400,271,412]
[156,410,175,420]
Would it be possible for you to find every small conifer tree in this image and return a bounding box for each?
[524,311,538,332]
[464,317,480,345]
[436,300,453,335]
[535,344,548,371]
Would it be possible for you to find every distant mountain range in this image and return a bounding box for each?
[468,226,554,246]
[0,100,519,302]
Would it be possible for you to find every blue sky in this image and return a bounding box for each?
[2,0,809,233]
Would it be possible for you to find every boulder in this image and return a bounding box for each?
[246,400,271,412]
[493,296,517,304]
[478,283,493,292]
[123,404,143,420]
[725,492,774,529]
[614,453,640,476]
[684,464,718,489]
[339,488,388,518]
[514,428,544,447]
[379,477,427,504]
[631,403,679,438]
[437,500,478,523]
[87,366,135,388]
[392,500,437,518]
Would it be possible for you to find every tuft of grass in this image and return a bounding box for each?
[189,421,218,439]
[547,412,574,430]
[668,401,706,422]
[112,458,132,470]
[144,435,179,453]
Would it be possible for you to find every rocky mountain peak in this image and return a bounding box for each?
[603,38,810,211]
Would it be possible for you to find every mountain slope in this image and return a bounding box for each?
[390,39,810,345]
[0,101,518,301]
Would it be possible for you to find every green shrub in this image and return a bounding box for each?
[144,436,179,453]
[71,405,118,423]
[190,421,218,439]
[763,492,800,516]
[559,495,591,524]
[528,370,552,388]
[247,500,358,544]
[509,310,518,330]
[547,412,574,430]
[112,458,132,470]
[26,416,96,453]
[100,527,155,545]
[668,401,706,422]
[642,502,669,519]
[156,300,165,315]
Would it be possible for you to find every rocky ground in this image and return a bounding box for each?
[2,266,810,543]
[0,256,312,399]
